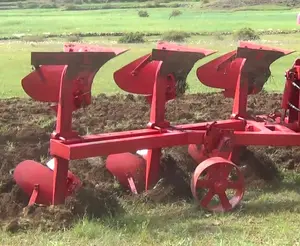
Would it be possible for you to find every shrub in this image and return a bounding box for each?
[118,32,145,43]
[101,4,113,9]
[169,9,182,19]
[63,3,77,10]
[40,3,57,8]
[17,2,23,8]
[66,35,82,42]
[161,31,190,42]
[74,0,83,4]
[169,3,181,8]
[234,27,260,41]
[138,10,149,17]
[26,2,39,8]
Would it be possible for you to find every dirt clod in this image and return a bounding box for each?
[0,92,298,231]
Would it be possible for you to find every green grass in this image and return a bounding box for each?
[1,34,299,98]
[0,8,300,38]
[2,173,300,245]
[232,4,293,11]
[2,6,300,245]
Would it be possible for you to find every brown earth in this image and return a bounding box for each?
[0,91,298,232]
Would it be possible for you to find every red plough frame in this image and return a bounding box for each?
[14,41,300,212]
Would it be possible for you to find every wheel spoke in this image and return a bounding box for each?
[206,165,218,179]
[191,157,245,213]
[221,164,233,179]
[201,189,214,207]
[218,192,232,211]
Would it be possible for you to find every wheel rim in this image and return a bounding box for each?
[191,157,245,212]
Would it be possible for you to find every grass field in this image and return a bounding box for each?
[0,7,300,98]
[0,8,300,38]
[2,174,300,245]
[1,34,300,98]
[2,5,300,246]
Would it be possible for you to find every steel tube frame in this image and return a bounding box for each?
[27,43,300,206]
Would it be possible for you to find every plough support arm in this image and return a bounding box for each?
[197,41,294,98]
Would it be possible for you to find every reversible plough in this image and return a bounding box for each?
[13,40,300,212]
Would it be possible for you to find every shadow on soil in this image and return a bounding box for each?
[1,92,300,233]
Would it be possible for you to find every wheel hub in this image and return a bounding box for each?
[214,181,227,193]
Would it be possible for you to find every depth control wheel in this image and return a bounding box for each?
[191,157,245,212]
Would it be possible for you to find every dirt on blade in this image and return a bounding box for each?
[0,91,297,231]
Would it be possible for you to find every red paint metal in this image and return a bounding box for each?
[196,50,240,96]
[188,121,237,164]
[22,44,128,112]
[197,41,294,118]
[191,157,245,212]
[282,59,300,125]
[113,42,216,190]
[188,144,206,164]
[14,160,81,205]
[28,185,39,206]
[49,120,247,160]
[114,54,159,95]
[106,153,146,192]
[114,42,216,98]
[14,41,300,213]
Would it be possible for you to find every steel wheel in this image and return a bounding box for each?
[191,157,245,212]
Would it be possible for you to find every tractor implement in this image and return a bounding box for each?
[14,41,300,213]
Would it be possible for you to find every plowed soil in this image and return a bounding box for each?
[0,92,298,232]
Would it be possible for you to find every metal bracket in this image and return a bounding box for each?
[28,184,39,206]
[126,174,138,195]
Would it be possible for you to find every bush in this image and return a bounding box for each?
[138,10,149,17]
[26,2,39,8]
[17,2,23,8]
[66,35,82,42]
[40,3,57,8]
[169,3,181,7]
[101,4,113,9]
[118,32,145,43]
[234,27,260,41]
[169,9,182,19]
[161,31,190,42]
[63,3,77,10]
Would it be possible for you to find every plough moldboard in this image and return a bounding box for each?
[12,40,300,213]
